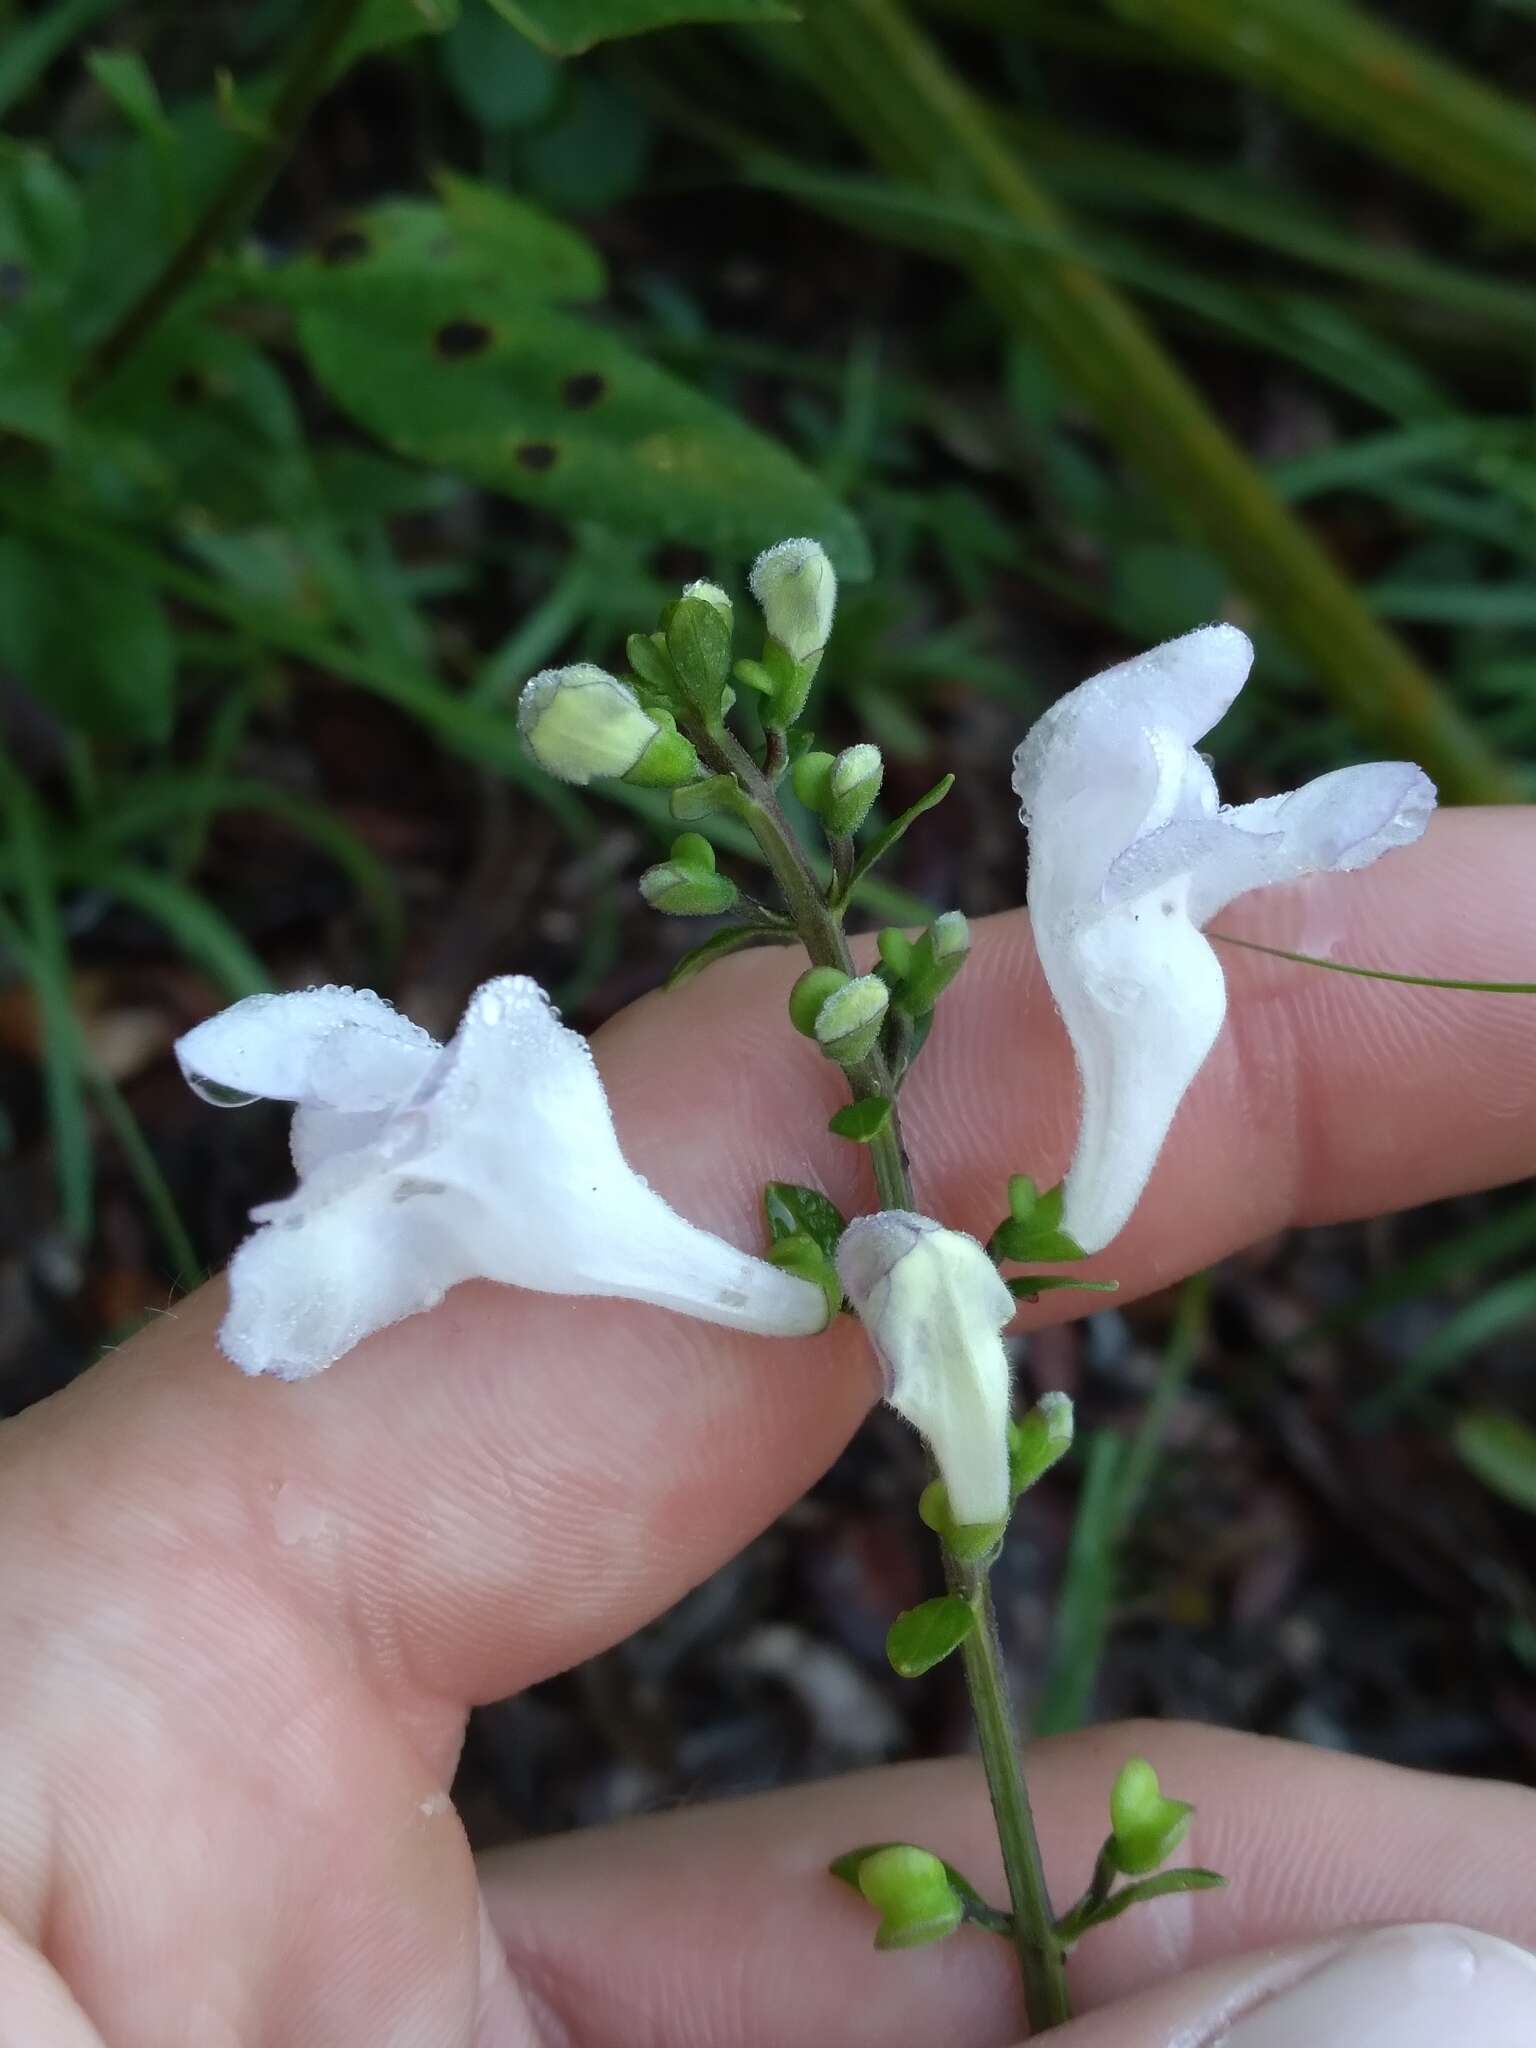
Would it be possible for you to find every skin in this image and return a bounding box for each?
[1,808,1534,2047]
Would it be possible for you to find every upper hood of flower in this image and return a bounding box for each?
[178,977,827,1378]
[1016,625,1436,1253]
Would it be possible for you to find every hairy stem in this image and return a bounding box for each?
[79,0,369,394]
[709,725,1071,2027]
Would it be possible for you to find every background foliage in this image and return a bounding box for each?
[3,0,1536,1826]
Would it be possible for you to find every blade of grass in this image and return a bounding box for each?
[0,0,120,118]
[1108,0,1536,242]
[1210,932,1536,994]
[86,1062,203,1292]
[770,0,1519,802]
[1358,1270,1536,1425]
[96,866,271,999]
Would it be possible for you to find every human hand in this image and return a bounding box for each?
[3,808,1535,2046]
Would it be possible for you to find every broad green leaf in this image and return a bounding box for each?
[1453,1410,1536,1515]
[886,1595,975,1677]
[275,177,604,309]
[486,0,797,58]
[294,284,870,572]
[517,70,651,213]
[763,1181,845,1259]
[0,537,174,742]
[665,921,795,989]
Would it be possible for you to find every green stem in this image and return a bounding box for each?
[79,0,370,394]
[957,1571,1073,2027]
[706,725,1069,2027]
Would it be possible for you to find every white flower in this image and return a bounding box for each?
[177,977,827,1379]
[749,538,837,665]
[1016,623,1436,1253]
[837,1213,1014,1526]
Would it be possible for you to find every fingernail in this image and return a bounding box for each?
[1220,1924,1536,2047]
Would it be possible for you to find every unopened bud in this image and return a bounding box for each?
[1008,1391,1074,1499]
[899,910,972,1012]
[518,664,688,787]
[855,1845,963,1951]
[682,579,732,623]
[749,537,837,667]
[639,834,738,916]
[789,965,850,1038]
[826,743,883,833]
[813,972,889,1066]
[1108,1758,1194,1877]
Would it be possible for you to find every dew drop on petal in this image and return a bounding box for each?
[185,1072,261,1108]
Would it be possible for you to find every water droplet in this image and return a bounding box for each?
[186,1072,261,1107]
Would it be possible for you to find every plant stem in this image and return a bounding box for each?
[79,0,369,395]
[958,1570,1072,2027]
[708,727,1071,2028]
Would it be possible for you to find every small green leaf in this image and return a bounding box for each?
[1453,1409,1536,1515]
[670,774,738,821]
[764,1181,846,1260]
[666,591,733,719]
[665,921,795,990]
[1084,1868,1226,1931]
[1007,1275,1119,1302]
[1009,1393,1074,1498]
[838,773,954,903]
[486,0,797,58]
[886,1595,976,1677]
[828,1096,892,1143]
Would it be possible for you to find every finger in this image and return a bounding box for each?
[14,810,1536,1719]
[480,1721,1536,2048]
[1026,1926,1536,2048]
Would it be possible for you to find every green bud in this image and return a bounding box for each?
[899,910,973,1013]
[856,1846,964,1951]
[789,965,850,1038]
[682,578,732,624]
[639,837,738,916]
[518,664,667,786]
[749,537,837,667]
[666,591,734,721]
[1109,1758,1194,1877]
[670,832,716,872]
[1008,1391,1074,1499]
[791,750,836,813]
[877,928,915,980]
[814,972,889,1066]
[825,743,883,833]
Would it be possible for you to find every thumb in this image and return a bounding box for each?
[1043,1923,1536,2048]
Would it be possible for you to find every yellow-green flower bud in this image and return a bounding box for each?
[682,578,732,624]
[639,859,739,917]
[814,972,889,1066]
[749,537,837,666]
[791,750,836,813]
[1109,1758,1194,1876]
[789,965,849,1038]
[518,664,669,786]
[1008,1390,1074,1499]
[855,1846,963,1951]
[826,743,883,833]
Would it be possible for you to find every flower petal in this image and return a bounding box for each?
[220,1173,480,1379]
[1048,908,1228,1254]
[837,1213,1015,1526]
[1185,761,1437,923]
[176,986,438,1113]
[402,977,828,1337]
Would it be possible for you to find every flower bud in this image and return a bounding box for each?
[826,743,883,833]
[837,1213,1015,1526]
[788,965,850,1038]
[639,835,738,916]
[791,750,836,813]
[813,972,889,1066]
[899,910,972,1013]
[1108,1758,1194,1876]
[682,579,732,623]
[749,537,837,667]
[1008,1390,1074,1499]
[518,664,687,787]
[855,1846,963,1951]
